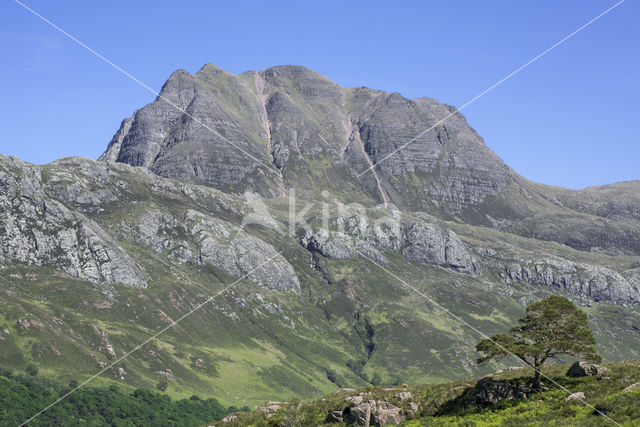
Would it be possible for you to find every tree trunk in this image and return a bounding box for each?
[532,363,543,390]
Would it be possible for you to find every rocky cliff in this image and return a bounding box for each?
[100,64,640,256]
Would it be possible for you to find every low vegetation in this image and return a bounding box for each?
[219,361,640,426]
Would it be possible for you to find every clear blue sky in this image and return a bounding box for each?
[1,0,638,189]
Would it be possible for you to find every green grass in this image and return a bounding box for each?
[221,361,640,426]
[3,155,640,412]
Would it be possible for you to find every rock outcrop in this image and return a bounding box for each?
[301,210,475,273]
[474,377,534,405]
[337,395,405,426]
[0,155,147,287]
[566,361,609,378]
[0,154,301,291]
[566,392,585,401]
[501,259,640,306]
[182,210,299,291]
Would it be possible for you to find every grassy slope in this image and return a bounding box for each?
[1,158,639,408]
[1,251,638,408]
[221,360,640,426]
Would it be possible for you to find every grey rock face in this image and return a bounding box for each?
[0,155,147,287]
[342,396,404,426]
[118,206,300,291]
[101,66,280,196]
[402,218,473,271]
[182,210,299,291]
[1,154,300,292]
[100,65,513,214]
[301,209,474,273]
[353,92,513,213]
[501,258,640,306]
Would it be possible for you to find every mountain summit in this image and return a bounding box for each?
[100,64,511,212]
[101,64,640,255]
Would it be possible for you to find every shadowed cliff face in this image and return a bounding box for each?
[100,64,513,213]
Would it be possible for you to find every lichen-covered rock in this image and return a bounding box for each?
[301,210,474,273]
[394,391,412,401]
[183,210,299,291]
[370,401,403,426]
[340,396,404,426]
[502,258,640,306]
[0,155,147,287]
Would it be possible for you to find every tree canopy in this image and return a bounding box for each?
[476,295,600,388]
[0,367,234,426]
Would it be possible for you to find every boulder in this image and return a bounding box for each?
[566,361,609,378]
[622,382,640,393]
[394,391,412,401]
[566,392,585,401]
[325,410,344,423]
[344,400,371,426]
[340,397,405,426]
[474,377,532,405]
[370,401,403,426]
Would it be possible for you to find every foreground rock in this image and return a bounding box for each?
[326,395,405,426]
[566,392,585,401]
[474,377,534,404]
[566,361,610,378]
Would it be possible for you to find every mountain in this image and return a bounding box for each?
[100,64,512,212]
[101,64,640,255]
[1,64,639,407]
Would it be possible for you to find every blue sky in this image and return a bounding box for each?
[1,0,637,189]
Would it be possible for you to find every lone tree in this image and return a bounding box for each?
[476,295,600,390]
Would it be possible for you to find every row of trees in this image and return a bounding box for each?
[0,368,234,426]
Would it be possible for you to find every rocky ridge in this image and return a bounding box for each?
[1,153,639,305]
[0,155,147,287]
[100,64,640,256]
